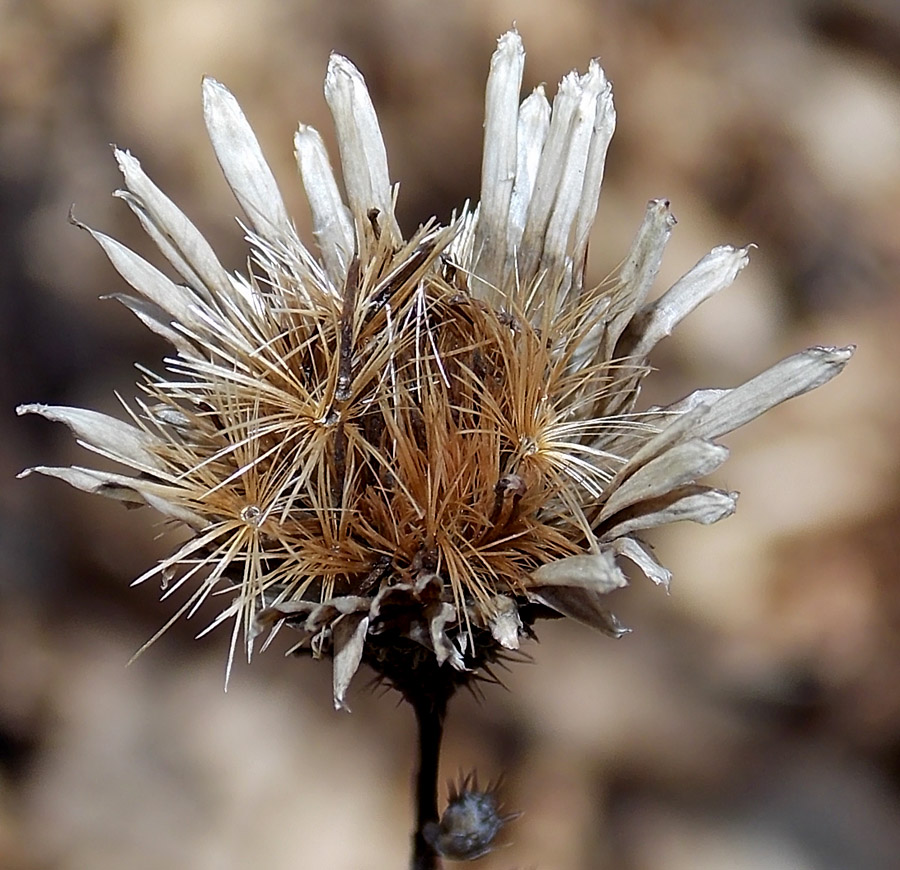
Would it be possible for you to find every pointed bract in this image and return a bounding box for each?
[294,124,354,287]
[324,54,400,244]
[203,77,296,240]
[472,30,525,298]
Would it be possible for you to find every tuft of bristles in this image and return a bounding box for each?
[244,209,649,698]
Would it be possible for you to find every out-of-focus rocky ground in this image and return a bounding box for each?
[2,0,900,867]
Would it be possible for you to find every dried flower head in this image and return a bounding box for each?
[18,31,852,709]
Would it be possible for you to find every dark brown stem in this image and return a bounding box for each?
[336,256,359,402]
[410,691,448,870]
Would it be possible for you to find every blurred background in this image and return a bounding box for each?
[2,0,899,867]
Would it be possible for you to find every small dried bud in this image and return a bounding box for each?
[423,772,518,861]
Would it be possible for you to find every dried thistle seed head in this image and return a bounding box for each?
[423,772,518,861]
[18,31,853,705]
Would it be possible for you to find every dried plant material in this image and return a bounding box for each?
[18,31,852,712]
[423,772,519,861]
